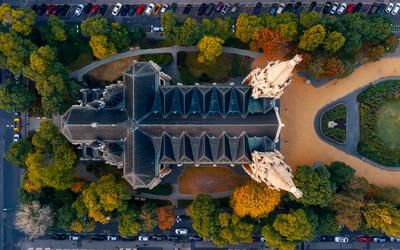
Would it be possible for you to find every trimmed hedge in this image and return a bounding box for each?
[357,80,400,166]
[321,104,347,143]
[137,184,173,195]
[139,53,173,66]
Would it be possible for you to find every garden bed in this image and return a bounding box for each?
[321,104,347,144]
[357,80,400,166]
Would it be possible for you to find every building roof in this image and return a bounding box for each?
[61,61,281,189]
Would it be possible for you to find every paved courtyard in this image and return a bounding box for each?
[255,56,400,188]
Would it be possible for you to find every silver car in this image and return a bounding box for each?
[221,3,231,15]
[330,2,339,15]
[74,4,84,16]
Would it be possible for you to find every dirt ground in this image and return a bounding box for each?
[178,166,249,194]
[88,56,138,81]
[253,55,400,188]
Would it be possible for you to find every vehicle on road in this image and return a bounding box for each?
[198,3,207,15]
[136,4,145,15]
[336,3,347,15]
[138,235,149,241]
[91,235,106,241]
[334,236,349,243]
[253,2,262,15]
[330,2,339,14]
[276,3,285,15]
[319,236,335,242]
[13,133,20,142]
[153,235,164,241]
[386,2,395,14]
[368,2,379,14]
[74,4,84,16]
[99,4,108,15]
[120,5,130,16]
[392,3,400,15]
[356,235,372,243]
[153,3,162,15]
[322,2,332,14]
[270,3,278,15]
[373,236,386,243]
[353,2,363,13]
[144,3,155,15]
[13,117,21,133]
[189,235,202,241]
[52,233,67,240]
[230,3,239,14]
[183,4,192,14]
[308,1,317,12]
[205,3,215,15]
[221,3,231,15]
[167,235,179,241]
[112,3,122,16]
[69,234,80,241]
[175,228,188,235]
[160,4,168,14]
[107,235,118,241]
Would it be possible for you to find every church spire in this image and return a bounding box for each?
[243,55,302,99]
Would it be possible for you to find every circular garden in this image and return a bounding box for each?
[321,104,347,144]
[357,80,400,167]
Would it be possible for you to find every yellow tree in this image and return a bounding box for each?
[89,35,116,59]
[231,181,281,218]
[197,36,224,65]
[235,13,261,43]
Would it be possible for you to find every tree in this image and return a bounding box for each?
[273,209,315,241]
[118,209,141,238]
[161,11,179,44]
[156,205,175,230]
[5,139,31,167]
[70,218,95,233]
[364,44,385,62]
[363,202,400,237]
[317,212,340,235]
[299,11,322,28]
[129,26,146,46]
[291,166,336,207]
[323,31,345,53]
[218,212,254,245]
[109,22,130,51]
[80,15,109,37]
[55,205,76,231]
[177,18,203,46]
[89,35,116,59]
[328,162,355,188]
[140,203,158,232]
[202,17,233,40]
[197,36,224,65]
[298,24,326,51]
[235,13,261,43]
[15,201,53,239]
[322,57,345,78]
[48,15,67,42]
[188,194,221,240]
[331,193,364,231]
[254,28,286,54]
[0,4,36,35]
[262,224,298,250]
[231,181,280,218]
[384,35,399,53]
[0,80,36,112]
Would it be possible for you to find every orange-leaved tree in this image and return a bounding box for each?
[156,205,175,230]
[254,28,286,54]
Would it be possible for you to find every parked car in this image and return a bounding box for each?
[276,3,285,15]
[83,3,92,15]
[386,2,395,13]
[138,235,149,241]
[353,2,363,13]
[334,236,349,243]
[215,2,223,13]
[189,235,202,241]
[144,3,154,15]
[376,3,386,14]
[346,3,355,13]
[330,2,339,14]
[175,228,188,235]
[230,3,239,14]
[390,237,400,242]
[74,4,84,16]
[99,4,108,15]
[128,5,137,15]
[292,2,302,14]
[205,3,215,15]
[13,133,20,142]
[270,3,278,15]
[160,4,168,14]
[58,5,70,16]
[336,3,347,15]
[169,3,177,12]
[176,215,190,223]
[357,235,372,243]
[52,233,67,240]
[373,236,386,243]
[13,117,21,133]
[253,2,262,15]
[283,3,293,12]
[153,3,162,15]
[308,1,317,12]
[69,234,80,241]
[150,25,163,32]
[107,235,118,241]
[198,3,207,15]
[45,5,55,16]
[221,3,230,15]
[112,3,122,16]
[152,235,164,241]
[167,235,179,241]
[392,3,400,15]
[368,2,379,14]
[322,2,332,14]
[136,4,145,15]
[183,4,192,14]
[89,5,99,15]
[51,5,62,16]
[37,4,47,16]
[120,5,130,16]
[319,235,335,242]
[91,235,106,241]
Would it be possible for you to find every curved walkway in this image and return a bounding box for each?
[272,57,400,188]
[314,76,400,171]
[70,46,262,81]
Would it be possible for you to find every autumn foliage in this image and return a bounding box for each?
[254,28,286,54]
[156,205,175,230]
[231,181,280,218]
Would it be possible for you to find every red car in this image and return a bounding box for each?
[136,4,145,15]
[45,4,55,16]
[357,235,372,243]
[346,3,355,13]
[90,5,100,14]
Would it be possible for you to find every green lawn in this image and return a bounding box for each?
[377,100,400,150]
[67,51,95,72]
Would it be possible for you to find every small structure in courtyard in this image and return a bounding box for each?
[243,150,303,198]
[243,54,302,99]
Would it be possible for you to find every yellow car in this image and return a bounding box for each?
[153,3,162,15]
[13,117,21,133]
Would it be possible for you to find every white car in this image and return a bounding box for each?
[144,3,155,15]
[221,3,231,15]
[69,235,80,241]
[74,4,84,16]
[150,25,164,32]
[276,3,285,15]
[330,2,339,15]
[392,3,400,15]
[13,133,20,142]
[160,4,169,14]
[336,3,347,15]
[107,235,118,241]
[390,237,400,242]
[385,2,395,14]
[175,228,188,235]
[138,235,149,241]
[112,3,122,16]
[373,237,386,243]
[334,236,349,243]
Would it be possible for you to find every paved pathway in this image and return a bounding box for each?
[70,46,261,81]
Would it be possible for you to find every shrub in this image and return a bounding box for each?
[321,104,347,143]
[139,53,173,66]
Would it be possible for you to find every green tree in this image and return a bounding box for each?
[161,11,179,44]
[307,58,325,79]
[118,209,141,238]
[197,36,224,65]
[55,205,76,231]
[292,166,336,207]
[328,161,355,188]
[363,202,400,237]
[323,31,345,53]
[89,35,116,59]
[129,26,146,46]
[262,224,298,250]
[188,194,221,240]
[48,15,67,42]
[273,209,315,241]
[299,11,323,28]
[218,212,254,245]
[298,24,326,51]
[140,203,158,232]
[5,139,31,167]
[80,15,109,37]
[317,212,340,235]
[235,13,261,43]
[0,4,36,35]
[202,17,233,40]
[177,18,203,46]
[109,22,130,51]
[0,80,36,112]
